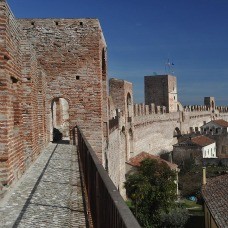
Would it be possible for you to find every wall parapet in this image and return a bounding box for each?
[183,105,228,113]
[134,112,180,128]
[185,111,211,119]
[216,106,228,113]
[134,103,167,116]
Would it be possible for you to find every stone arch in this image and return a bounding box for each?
[128,128,134,156]
[126,92,133,118]
[51,97,70,142]
[173,127,181,137]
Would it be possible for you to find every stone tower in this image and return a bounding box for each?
[144,75,178,112]
[109,78,134,159]
[204,97,215,110]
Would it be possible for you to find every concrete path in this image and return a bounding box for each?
[0,143,87,228]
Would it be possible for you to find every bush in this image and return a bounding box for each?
[160,207,189,228]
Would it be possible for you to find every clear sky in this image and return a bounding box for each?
[7,0,228,106]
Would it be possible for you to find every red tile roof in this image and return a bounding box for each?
[202,174,228,228]
[213,119,228,127]
[173,135,215,147]
[126,152,178,170]
[191,135,215,147]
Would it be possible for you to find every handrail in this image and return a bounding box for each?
[76,126,141,228]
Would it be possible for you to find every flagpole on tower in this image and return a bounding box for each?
[165,59,174,75]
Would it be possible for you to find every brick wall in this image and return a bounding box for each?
[19,18,108,158]
[20,37,48,169]
[0,1,51,191]
[0,1,24,186]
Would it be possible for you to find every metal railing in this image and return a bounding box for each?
[76,126,141,228]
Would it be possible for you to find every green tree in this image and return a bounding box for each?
[125,158,185,227]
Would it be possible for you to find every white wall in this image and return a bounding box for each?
[202,143,217,158]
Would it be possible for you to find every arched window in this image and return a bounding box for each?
[126,93,132,118]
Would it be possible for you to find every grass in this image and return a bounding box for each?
[179,199,204,216]
[179,199,202,209]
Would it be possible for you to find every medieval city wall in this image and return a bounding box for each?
[19,18,108,158]
[0,1,24,186]
[180,110,212,134]
[218,112,228,122]
[20,38,49,169]
[133,112,180,154]
[0,1,49,190]
[107,122,126,198]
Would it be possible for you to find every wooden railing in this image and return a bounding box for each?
[76,126,140,228]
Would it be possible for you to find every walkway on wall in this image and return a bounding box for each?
[0,143,87,228]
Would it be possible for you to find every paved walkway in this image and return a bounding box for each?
[0,143,87,228]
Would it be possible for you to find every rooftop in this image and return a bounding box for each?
[126,152,178,170]
[212,119,228,127]
[191,135,215,147]
[174,135,215,147]
[202,174,228,228]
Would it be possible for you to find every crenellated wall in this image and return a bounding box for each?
[1,0,228,201]
[0,1,108,197]
[107,77,228,195]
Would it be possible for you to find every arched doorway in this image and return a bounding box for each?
[51,98,69,142]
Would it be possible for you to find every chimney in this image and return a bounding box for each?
[202,167,207,185]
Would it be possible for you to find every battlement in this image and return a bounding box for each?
[134,103,166,116]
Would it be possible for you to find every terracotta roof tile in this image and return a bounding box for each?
[213,119,228,127]
[126,152,178,170]
[191,135,215,147]
[202,174,228,228]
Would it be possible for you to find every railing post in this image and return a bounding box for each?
[95,171,100,228]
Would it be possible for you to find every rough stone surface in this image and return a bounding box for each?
[0,0,107,195]
[2,0,228,204]
[144,75,178,112]
[0,143,86,228]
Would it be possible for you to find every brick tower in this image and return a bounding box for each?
[144,75,178,112]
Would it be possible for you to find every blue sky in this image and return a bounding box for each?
[8,0,228,105]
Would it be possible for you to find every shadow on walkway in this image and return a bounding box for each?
[11,143,87,228]
[52,139,70,145]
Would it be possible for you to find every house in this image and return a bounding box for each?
[201,119,228,135]
[126,152,179,195]
[173,135,216,165]
[202,173,228,228]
